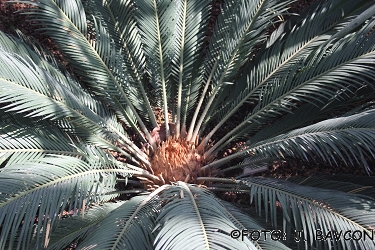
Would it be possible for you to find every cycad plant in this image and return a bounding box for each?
[1,0,375,249]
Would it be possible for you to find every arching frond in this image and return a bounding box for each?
[0,110,82,166]
[204,3,375,155]
[154,182,257,250]
[189,0,293,143]
[202,1,371,153]
[46,201,126,250]
[205,109,375,172]
[248,109,375,172]
[17,0,155,144]
[237,177,375,249]
[84,0,158,127]
[170,0,210,136]
[0,152,137,249]
[0,41,149,165]
[248,89,375,145]
[133,0,175,136]
[76,190,165,250]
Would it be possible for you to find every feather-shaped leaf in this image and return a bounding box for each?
[0,152,135,249]
[16,0,154,143]
[205,4,375,155]
[238,177,375,249]
[133,0,175,135]
[170,0,210,136]
[206,109,375,172]
[0,42,149,165]
[76,192,163,250]
[46,201,126,250]
[154,182,257,249]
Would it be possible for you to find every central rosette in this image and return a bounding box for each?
[150,137,203,184]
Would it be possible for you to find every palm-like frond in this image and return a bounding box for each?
[154,182,260,250]
[201,0,375,152]
[84,0,158,127]
[133,0,176,136]
[206,109,375,171]
[248,109,375,172]
[0,152,136,249]
[46,201,126,250]
[0,110,82,166]
[234,177,375,249]
[76,192,163,250]
[248,90,375,145]
[188,0,293,142]
[170,0,210,137]
[18,0,156,144]
[0,37,149,165]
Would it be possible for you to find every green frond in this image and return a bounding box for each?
[0,42,149,165]
[53,0,88,36]
[84,0,158,127]
[16,0,154,143]
[237,177,375,249]
[213,0,371,126]
[248,109,375,171]
[133,0,175,136]
[284,175,375,199]
[0,153,136,249]
[0,29,61,70]
[46,201,126,250]
[203,0,293,84]
[221,200,291,250]
[248,89,375,145]
[77,192,163,250]
[205,3,375,155]
[154,182,257,250]
[171,0,210,136]
[0,110,82,166]
[191,0,294,142]
[206,109,375,172]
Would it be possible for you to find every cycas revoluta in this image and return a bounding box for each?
[1,0,375,249]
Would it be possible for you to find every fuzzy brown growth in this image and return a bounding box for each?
[140,137,208,190]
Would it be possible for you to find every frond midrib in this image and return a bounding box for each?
[204,125,374,170]
[110,185,169,250]
[218,0,267,85]
[176,0,188,137]
[250,127,374,149]
[102,0,157,127]
[153,0,170,136]
[179,182,210,249]
[1,76,148,162]
[240,179,373,235]
[31,0,154,146]
[203,3,367,147]
[201,34,318,146]
[0,149,81,155]
[207,48,375,156]
[0,169,139,209]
